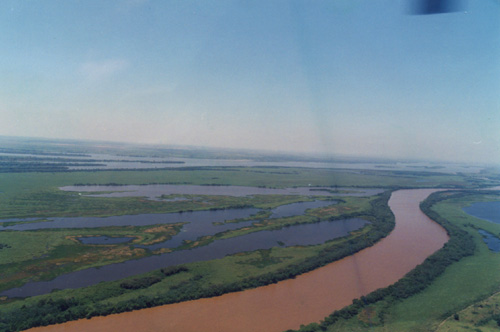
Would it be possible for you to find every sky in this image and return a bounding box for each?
[1,0,499,164]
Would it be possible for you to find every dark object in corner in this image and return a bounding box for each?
[410,0,464,15]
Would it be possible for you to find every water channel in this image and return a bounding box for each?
[26,189,449,332]
[0,208,261,231]
[78,236,135,245]
[1,200,368,298]
[1,150,485,173]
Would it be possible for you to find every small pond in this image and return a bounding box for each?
[478,230,500,252]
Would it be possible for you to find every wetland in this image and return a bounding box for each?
[0,149,498,332]
[24,189,449,332]
[0,187,374,298]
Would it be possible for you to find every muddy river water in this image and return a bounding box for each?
[27,189,449,332]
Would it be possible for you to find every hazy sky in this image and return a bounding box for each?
[1,0,499,164]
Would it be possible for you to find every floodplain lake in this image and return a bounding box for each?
[463,201,500,224]
[478,229,500,252]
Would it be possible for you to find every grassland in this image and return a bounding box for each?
[0,166,492,198]
[297,190,500,332]
[436,291,500,331]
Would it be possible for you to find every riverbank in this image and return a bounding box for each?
[316,189,499,331]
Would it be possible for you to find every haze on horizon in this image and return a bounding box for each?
[1,1,499,165]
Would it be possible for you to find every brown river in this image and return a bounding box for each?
[27,189,449,332]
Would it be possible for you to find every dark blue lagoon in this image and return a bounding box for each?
[463,201,500,224]
[0,217,368,298]
[0,208,261,231]
[478,229,500,252]
[78,236,135,245]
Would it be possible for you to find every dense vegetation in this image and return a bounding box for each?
[120,266,189,290]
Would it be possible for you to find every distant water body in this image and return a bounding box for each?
[0,151,486,173]
[64,154,484,173]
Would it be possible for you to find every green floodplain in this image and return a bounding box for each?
[0,143,500,331]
